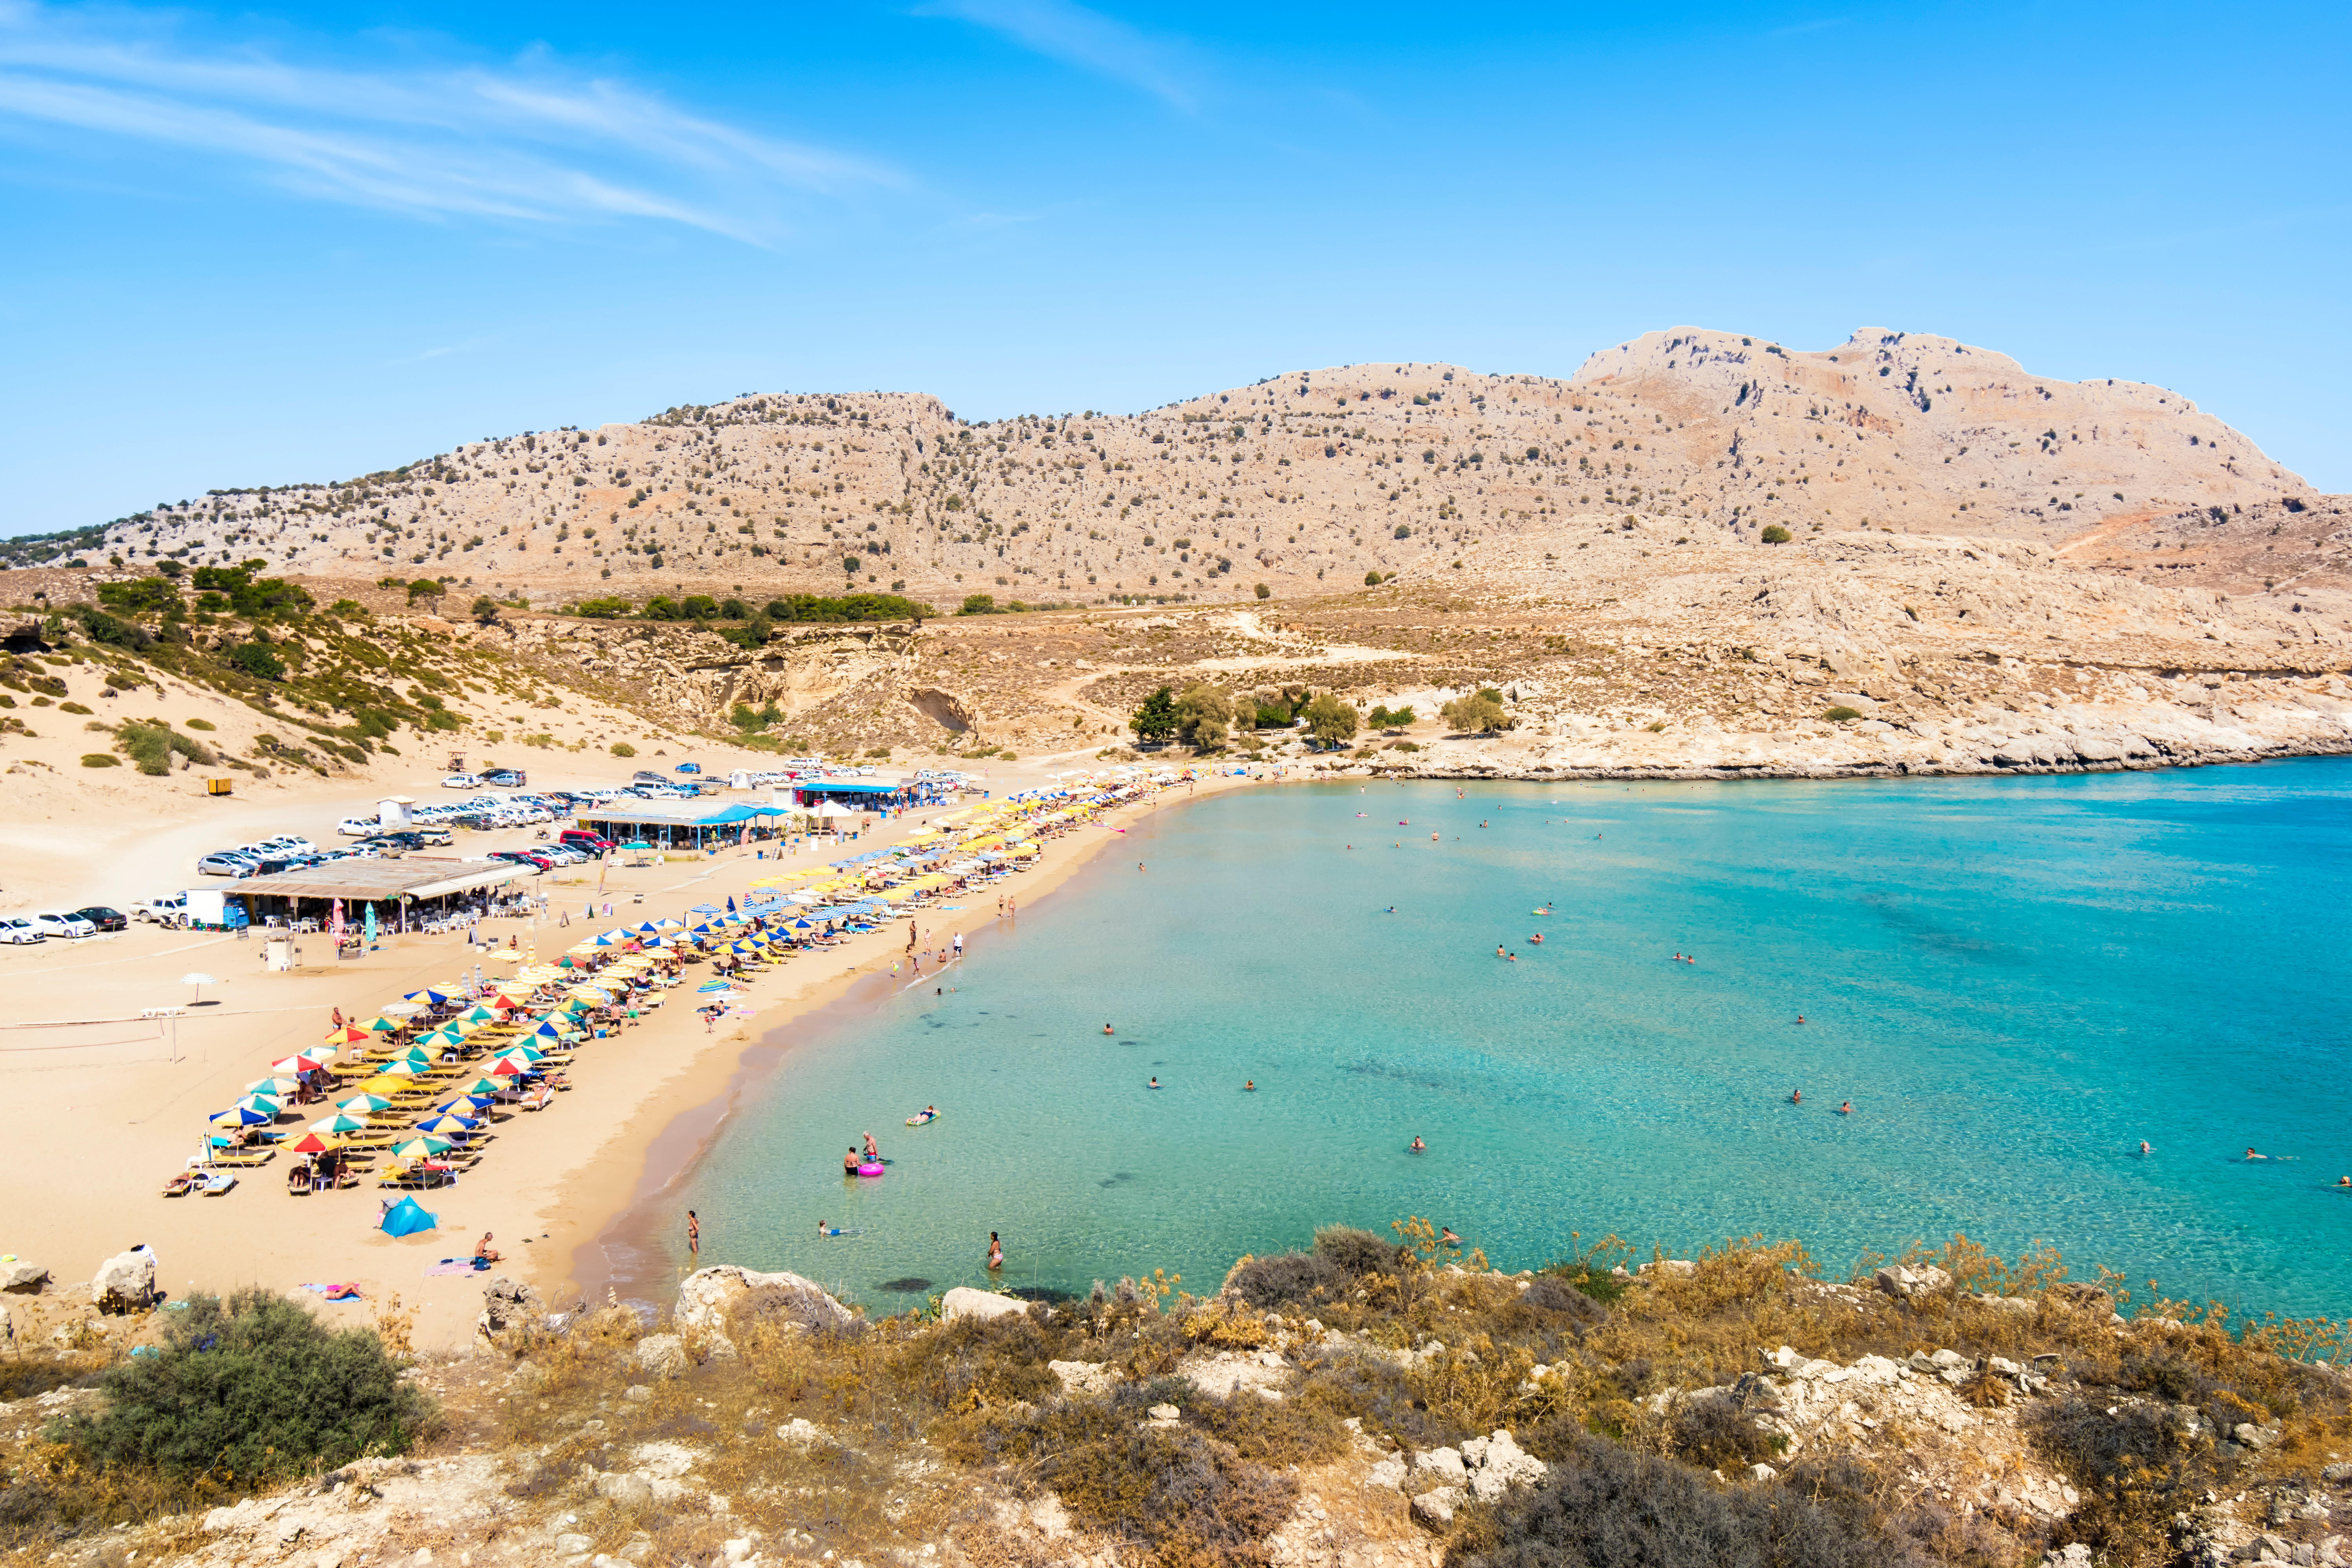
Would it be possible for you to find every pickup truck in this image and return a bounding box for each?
[132,894,188,924]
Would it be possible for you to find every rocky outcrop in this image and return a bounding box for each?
[91,1249,155,1315]
[674,1265,852,1335]
[474,1275,545,1354]
[1,1261,49,1294]
[940,1286,1029,1324]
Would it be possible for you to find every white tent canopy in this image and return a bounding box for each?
[812,800,858,819]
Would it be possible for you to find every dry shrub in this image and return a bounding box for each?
[1667,1392,1779,1470]
[1222,1252,1348,1310]
[1182,1298,1274,1350]
[889,1310,1068,1414]
[1311,1226,1400,1277]
[2025,1398,2207,1563]
[1040,1423,1294,1568]
[1454,1435,1927,1568]
[1296,1349,1457,1450]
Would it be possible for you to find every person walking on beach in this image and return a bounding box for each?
[686,1210,699,1256]
[953,932,963,958]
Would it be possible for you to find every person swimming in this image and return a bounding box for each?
[2247,1148,2269,1161]
[1439,1227,1461,1246]
[1530,933,1543,944]
[1506,951,1517,961]
[1838,1101,1853,1115]
[1497,944,1507,958]
[818,1220,844,1238]
[1410,1136,1425,1152]
[1103,1023,1115,1035]
[1790,1090,1802,1104]
[2138,1140,2151,1155]
[1149,1076,1161,1089]
[1244,1080,1256,1091]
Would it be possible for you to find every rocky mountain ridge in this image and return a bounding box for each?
[83,327,2323,611]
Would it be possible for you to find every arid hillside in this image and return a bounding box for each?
[74,327,2322,612]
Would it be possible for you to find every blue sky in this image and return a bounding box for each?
[3,0,2346,535]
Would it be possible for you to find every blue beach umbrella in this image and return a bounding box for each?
[414,1113,479,1133]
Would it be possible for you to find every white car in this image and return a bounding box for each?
[442,773,482,789]
[256,835,318,857]
[31,912,96,939]
[337,817,381,837]
[0,917,43,944]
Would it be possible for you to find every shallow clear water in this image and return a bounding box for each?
[663,760,2352,1317]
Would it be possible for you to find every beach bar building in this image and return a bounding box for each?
[787,778,924,810]
[230,858,532,934]
[573,796,794,850]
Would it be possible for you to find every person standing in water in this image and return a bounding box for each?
[988,1232,1004,1270]
[686,1210,700,1256]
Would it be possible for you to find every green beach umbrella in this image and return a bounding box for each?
[308,1112,372,1133]
[337,1093,396,1113]
[458,1076,505,1096]
[392,1136,453,1158]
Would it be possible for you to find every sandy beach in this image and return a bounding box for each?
[0,753,1257,1349]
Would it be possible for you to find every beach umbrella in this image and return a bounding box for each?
[403,987,456,1005]
[308,1112,373,1134]
[319,1026,370,1046]
[438,1094,497,1113]
[459,1005,502,1024]
[210,1104,273,1127]
[363,1015,405,1034]
[417,1026,466,1048]
[485,991,532,1009]
[233,1094,283,1116]
[414,1113,479,1134]
[182,971,218,1004]
[245,1076,302,1097]
[457,1076,505,1096]
[392,1136,454,1158]
[378,1000,426,1018]
[486,1055,535,1077]
[382,1044,434,1063]
[338,1093,397,1113]
[379,1196,436,1237]
[287,1132,345,1154]
[374,1058,429,1078]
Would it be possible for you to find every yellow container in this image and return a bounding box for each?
[205,777,234,796]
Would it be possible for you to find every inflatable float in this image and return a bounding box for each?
[906,1111,940,1126]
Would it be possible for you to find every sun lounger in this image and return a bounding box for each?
[207,1150,275,1168]
[200,1172,237,1195]
[161,1171,199,1197]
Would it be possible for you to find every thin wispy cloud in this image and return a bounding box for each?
[0,1,897,243]
[915,0,1201,110]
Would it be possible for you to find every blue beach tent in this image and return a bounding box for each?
[380,1196,438,1237]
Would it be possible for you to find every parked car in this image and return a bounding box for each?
[131,896,186,924]
[31,912,96,939]
[0,917,43,944]
[675,762,701,774]
[197,853,257,877]
[441,773,482,789]
[482,768,528,788]
[488,849,552,871]
[355,838,407,857]
[559,829,613,854]
[337,816,383,837]
[256,835,319,857]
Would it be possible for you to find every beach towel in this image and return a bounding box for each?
[298,1282,364,1301]
[423,1260,481,1277]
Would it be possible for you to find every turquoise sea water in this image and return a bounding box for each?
[648,760,2352,1318]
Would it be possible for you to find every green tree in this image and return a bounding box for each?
[681,594,720,620]
[1441,689,1509,734]
[1364,570,1383,586]
[96,577,182,615]
[1760,525,1792,544]
[842,554,863,575]
[641,596,682,621]
[404,578,446,606]
[1173,683,1234,751]
[958,593,1000,615]
[1302,693,1359,746]
[1254,583,1270,599]
[227,641,286,681]
[1367,705,1416,729]
[469,596,500,625]
[731,699,784,733]
[573,596,633,619]
[1129,686,1179,744]
[59,1287,432,1484]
